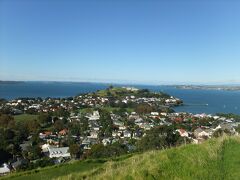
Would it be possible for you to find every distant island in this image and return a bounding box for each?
[173,85,240,91]
[0,80,24,84]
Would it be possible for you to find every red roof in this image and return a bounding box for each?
[59,129,68,135]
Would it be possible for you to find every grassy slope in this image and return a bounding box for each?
[2,136,240,180]
[2,160,105,180]
[59,136,240,180]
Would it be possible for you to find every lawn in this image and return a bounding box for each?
[14,114,38,123]
[2,160,106,180]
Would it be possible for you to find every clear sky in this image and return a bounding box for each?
[0,0,240,84]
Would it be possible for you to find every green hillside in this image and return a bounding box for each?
[3,136,240,180]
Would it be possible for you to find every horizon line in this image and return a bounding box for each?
[1,79,240,86]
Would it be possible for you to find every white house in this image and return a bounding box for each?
[102,138,111,146]
[119,125,126,130]
[151,112,159,116]
[88,130,98,139]
[48,147,71,158]
[0,163,11,175]
[176,129,189,137]
[86,111,100,121]
[160,112,167,116]
[194,128,210,138]
[123,130,132,138]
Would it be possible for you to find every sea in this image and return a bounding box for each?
[1,81,240,115]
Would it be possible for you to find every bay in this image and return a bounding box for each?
[0,82,240,115]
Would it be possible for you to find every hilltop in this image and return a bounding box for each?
[3,136,240,180]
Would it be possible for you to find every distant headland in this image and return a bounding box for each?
[174,85,240,91]
[0,81,25,84]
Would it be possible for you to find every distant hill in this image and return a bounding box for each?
[0,81,24,84]
[3,136,240,180]
[174,85,240,91]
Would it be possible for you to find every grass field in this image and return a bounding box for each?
[14,114,38,123]
[2,160,105,180]
[59,136,240,180]
[2,136,240,180]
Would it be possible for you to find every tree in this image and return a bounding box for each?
[0,148,12,164]
[0,114,15,128]
[89,143,128,159]
[80,117,89,135]
[53,108,70,117]
[26,120,40,133]
[98,109,113,138]
[108,85,114,89]
[6,143,21,158]
[27,145,42,160]
[53,120,65,132]
[69,144,81,159]
[135,103,156,115]
[38,113,52,125]
[68,121,81,136]
[137,126,182,151]
[236,125,240,134]
[89,144,105,158]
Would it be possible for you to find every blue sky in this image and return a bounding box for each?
[0,0,240,84]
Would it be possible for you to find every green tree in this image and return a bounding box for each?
[0,114,15,128]
[137,126,182,151]
[135,103,156,115]
[53,120,65,132]
[27,145,42,160]
[69,144,81,159]
[26,120,40,133]
[236,125,240,134]
[99,109,113,138]
[89,143,128,159]
[38,113,52,125]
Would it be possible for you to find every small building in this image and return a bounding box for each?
[88,130,98,139]
[194,128,210,139]
[48,147,71,159]
[151,112,159,116]
[86,111,100,121]
[176,129,189,137]
[0,163,10,175]
[123,130,132,138]
[102,138,111,146]
[59,129,68,136]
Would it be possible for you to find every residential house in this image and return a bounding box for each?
[194,127,211,139]
[123,130,132,138]
[0,163,10,175]
[102,138,111,146]
[176,129,189,137]
[48,147,71,158]
[59,129,68,136]
[86,111,100,121]
[88,130,98,139]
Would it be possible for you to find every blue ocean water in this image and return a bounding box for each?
[0,82,240,115]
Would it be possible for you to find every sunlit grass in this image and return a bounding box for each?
[3,136,240,180]
[14,114,38,123]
